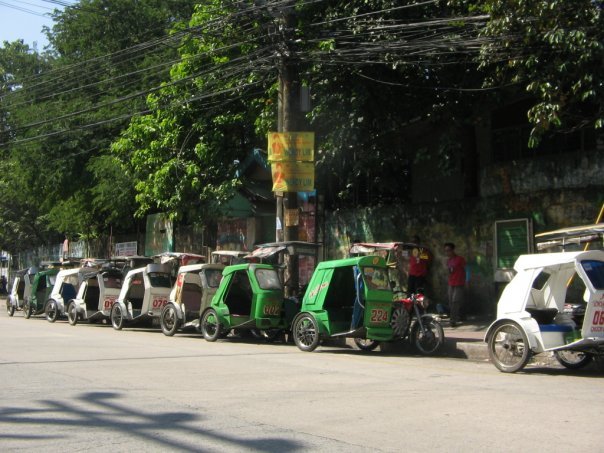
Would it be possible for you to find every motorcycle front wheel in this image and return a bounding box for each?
[411,317,444,355]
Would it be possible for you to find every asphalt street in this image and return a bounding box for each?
[0,308,603,452]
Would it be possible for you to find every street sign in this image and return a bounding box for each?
[268,132,314,162]
[271,162,314,192]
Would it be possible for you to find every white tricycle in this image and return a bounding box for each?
[6,268,35,316]
[486,250,604,372]
[110,263,172,330]
[67,266,124,325]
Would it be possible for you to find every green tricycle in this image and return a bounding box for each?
[200,263,286,341]
[23,267,60,319]
[291,255,397,352]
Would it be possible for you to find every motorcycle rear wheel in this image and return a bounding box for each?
[354,338,380,351]
[160,304,180,337]
[554,350,592,369]
[45,300,59,323]
[7,300,15,317]
[67,301,78,326]
[23,300,32,319]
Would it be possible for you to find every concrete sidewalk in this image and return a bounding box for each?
[378,315,492,361]
[440,316,491,361]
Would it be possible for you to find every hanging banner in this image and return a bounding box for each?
[271,162,315,192]
[268,132,314,162]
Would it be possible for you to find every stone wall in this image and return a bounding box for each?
[322,187,604,316]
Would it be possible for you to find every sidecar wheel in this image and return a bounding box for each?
[23,300,32,319]
[293,314,320,352]
[160,304,180,337]
[554,350,592,369]
[488,322,531,373]
[111,304,125,330]
[45,300,58,323]
[354,338,380,351]
[67,302,78,326]
[411,317,444,355]
[201,309,221,342]
[7,300,15,317]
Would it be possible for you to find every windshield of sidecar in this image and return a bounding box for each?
[362,266,390,291]
[148,272,172,288]
[580,260,604,290]
[102,274,123,289]
[255,268,282,290]
[204,269,223,288]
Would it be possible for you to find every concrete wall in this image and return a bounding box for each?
[480,151,604,197]
[322,187,604,317]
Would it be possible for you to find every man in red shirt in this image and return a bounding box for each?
[407,236,432,294]
[444,242,467,327]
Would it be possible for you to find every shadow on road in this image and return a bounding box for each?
[0,391,305,451]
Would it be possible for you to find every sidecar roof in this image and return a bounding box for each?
[513,250,604,272]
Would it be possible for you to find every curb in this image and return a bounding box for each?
[444,337,489,361]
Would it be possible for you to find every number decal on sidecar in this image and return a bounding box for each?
[370,309,388,323]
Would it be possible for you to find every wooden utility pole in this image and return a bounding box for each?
[277,5,300,296]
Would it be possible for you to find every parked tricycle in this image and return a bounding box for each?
[199,263,286,341]
[486,250,604,372]
[291,256,399,352]
[159,263,224,336]
[348,242,444,354]
[6,267,35,316]
[211,250,248,266]
[45,267,87,322]
[66,266,124,325]
[111,255,154,276]
[245,241,319,296]
[23,268,60,319]
[110,263,172,330]
[154,252,206,281]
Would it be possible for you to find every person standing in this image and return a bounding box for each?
[444,242,467,327]
[407,236,431,294]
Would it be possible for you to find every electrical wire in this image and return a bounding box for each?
[2,2,522,152]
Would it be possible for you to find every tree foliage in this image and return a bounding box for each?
[1,1,602,254]
[0,1,196,250]
[112,0,276,222]
[472,0,604,145]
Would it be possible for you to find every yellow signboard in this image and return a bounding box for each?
[268,132,314,162]
[271,162,314,192]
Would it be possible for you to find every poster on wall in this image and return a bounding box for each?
[115,241,138,257]
[145,213,174,256]
[494,218,533,275]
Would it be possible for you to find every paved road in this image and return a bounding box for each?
[0,309,603,452]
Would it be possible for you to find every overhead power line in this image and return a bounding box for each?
[1,2,505,152]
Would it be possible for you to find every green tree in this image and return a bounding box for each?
[0,1,197,251]
[0,41,56,251]
[473,0,604,145]
[112,1,276,222]
[297,0,485,206]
